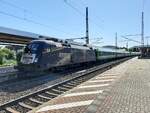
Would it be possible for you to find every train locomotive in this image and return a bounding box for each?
[17,38,138,76]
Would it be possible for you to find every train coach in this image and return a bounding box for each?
[16,38,138,75]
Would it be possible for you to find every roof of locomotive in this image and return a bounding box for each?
[30,40,62,47]
[30,39,92,50]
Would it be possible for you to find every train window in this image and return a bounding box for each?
[28,43,39,51]
[42,44,62,53]
[43,44,61,53]
[24,43,39,53]
[43,45,51,53]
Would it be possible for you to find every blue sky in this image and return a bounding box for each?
[0,0,149,47]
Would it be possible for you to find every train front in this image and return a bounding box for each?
[17,41,44,76]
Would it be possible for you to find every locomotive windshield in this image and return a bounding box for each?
[24,43,40,54]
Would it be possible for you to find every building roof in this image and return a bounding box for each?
[0,26,57,44]
[0,26,39,39]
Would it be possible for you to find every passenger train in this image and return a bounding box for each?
[17,38,139,75]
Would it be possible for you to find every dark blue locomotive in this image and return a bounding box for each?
[18,39,95,72]
[17,38,138,74]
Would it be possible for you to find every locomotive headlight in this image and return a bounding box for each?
[34,58,38,62]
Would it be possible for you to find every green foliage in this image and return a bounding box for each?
[1,48,15,59]
[0,48,16,66]
[0,51,5,65]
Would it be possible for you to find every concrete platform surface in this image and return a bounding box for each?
[30,57,150,113]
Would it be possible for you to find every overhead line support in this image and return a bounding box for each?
[86,7,89,44]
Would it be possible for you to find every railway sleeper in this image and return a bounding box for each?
[18,102,35,110]
[48,89,62,94]
[29,98,43,104]
[5,107,20,113]
[24,99,40,107]
[51,88,65,93]
[71,78,88,85]
[74,78,86,81]
[62,84,74,88]
[45,91,59,97]
[57,86,70,91]
[33,95,49,103]
[71,80,83,84]
[76,79,86,82]
[37,94,52,100]
[55,87,68,92]
[66,82,78,86]
[10,105,30,113]
[42,92,56,98]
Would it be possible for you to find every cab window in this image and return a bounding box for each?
[24,43,39,54]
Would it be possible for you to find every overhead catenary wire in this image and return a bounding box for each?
[1,0,104,39]
[0,0,40,19]
[0,10,75,36]
[0,0,82,37]
[76,0,104,24]
[64,0,104,30]
[64,0,84,16]
[0,10,50,28]
[121,36,141,44]
[64,0,104,44]
[0,0,26,11]
[125,34,141,37]
[80,0,87,6]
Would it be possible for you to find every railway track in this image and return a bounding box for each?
[0,57,131,113]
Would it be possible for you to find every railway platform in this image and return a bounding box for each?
[30,57,150,113]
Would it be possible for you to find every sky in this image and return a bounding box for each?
[0,0,149,47]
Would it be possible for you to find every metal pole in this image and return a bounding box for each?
[126,41,128,50]
[115,32,117,48]
[115,32,117,57]
[86,7,89,44]
[141,11,144,46]
[147,38,148,46]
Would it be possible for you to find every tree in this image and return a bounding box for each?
[1,48,15,60]
[0,49,7,65]
[0,48,16,65]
